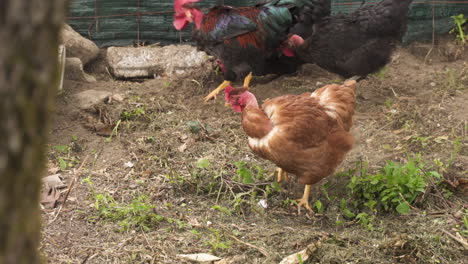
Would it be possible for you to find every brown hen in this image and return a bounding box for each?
[225,80,357,213]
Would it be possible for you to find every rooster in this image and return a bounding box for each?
[173,0,330,101]
[286,0,414,78]
[225,80,357,213]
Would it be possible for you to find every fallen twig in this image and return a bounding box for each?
[48,155,89,224]
[424,4,436,63]
[62,155,89,207]
[228,234,270,258]
[441,229,468,251]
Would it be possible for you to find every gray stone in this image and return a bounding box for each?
[75,90,111,110]
[65,57,96,83]
[106,45,209,78]
[60,24,99,65]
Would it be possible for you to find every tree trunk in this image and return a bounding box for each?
[0,1,67,263]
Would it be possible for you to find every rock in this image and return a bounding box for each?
[65,57,96,83]
[106,45,209,78]
[60,24,99,65]
[74,90,111,110]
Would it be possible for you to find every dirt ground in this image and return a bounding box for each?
[41,37,467,264]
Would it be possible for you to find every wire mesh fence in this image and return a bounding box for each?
[67,0,468,46]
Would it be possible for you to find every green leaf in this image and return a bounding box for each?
[343,209,355,219]
[270,181,281,191]
[314,200,324,214]
[211,205,232,215]
[429,171,441,179]
[396,202,411,215]
[54,145,69,153]
[58,157,67,170]
[241,171,254,184]
[234,162,254,184]
[187,120,202,134]
[340,198,347,210]
[196,158,211,169]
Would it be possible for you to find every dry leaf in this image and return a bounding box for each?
[42,174,66,189]
[124,161,134,168]
[402,135,413,141]
[95,124,113,137]
[279,242,321,264]
[177,253,221,262]
[188,218,201,228]
[178,138,195,152]
[47,160,60,174]
[178,142,188,152]
[111,94,125,102]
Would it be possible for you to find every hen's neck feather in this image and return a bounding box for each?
[241,104,273,139]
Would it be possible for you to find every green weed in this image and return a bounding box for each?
[92,193,163,232]
[348,155,441,215]
[121,106,146,121]
[53,144,80,170]
[204,228,232,252]
[84,177,163,232]
[450,14,467,44]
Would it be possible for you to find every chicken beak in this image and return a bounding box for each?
[185,10,193,22]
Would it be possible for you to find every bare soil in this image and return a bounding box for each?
[41,37,467,263]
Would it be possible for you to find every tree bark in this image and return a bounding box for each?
[0,1,67,263]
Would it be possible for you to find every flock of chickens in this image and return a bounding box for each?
[173,0,414,213]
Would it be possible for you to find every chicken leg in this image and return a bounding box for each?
[204,80,232,102]
[276,168,289,183]
[203,72,253,102]
[243,72,253,88]
[296,184,313,214]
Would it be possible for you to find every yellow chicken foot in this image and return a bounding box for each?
[276,168,289,183]
[204,80,232,102]
[296,184,313,215]
[243,72,253,88]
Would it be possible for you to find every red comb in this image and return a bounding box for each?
[175,0,200,11]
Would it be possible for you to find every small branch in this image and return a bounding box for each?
[424,4,436,63]
[62,155,89,207]
[228,234,270,258]
[48,155,89,224]
[440,229,468,250]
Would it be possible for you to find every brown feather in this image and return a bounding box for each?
[241,81,357,185]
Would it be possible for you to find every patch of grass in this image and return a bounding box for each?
[461,210,468,237]
[93,193,163,232]
[347,155,441,215]
[444,68,466,91]
[204,228,232,253]
[52,144,80,171]
[233,161,265,184]
[105,119,122,143]
[121,106,146,121]
[189,160,281,214]
[84,177,164,232]
[372,66,387,79]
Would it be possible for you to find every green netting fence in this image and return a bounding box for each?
[67,0,468,46]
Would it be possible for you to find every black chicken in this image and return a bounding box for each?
[290,0,415,78]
